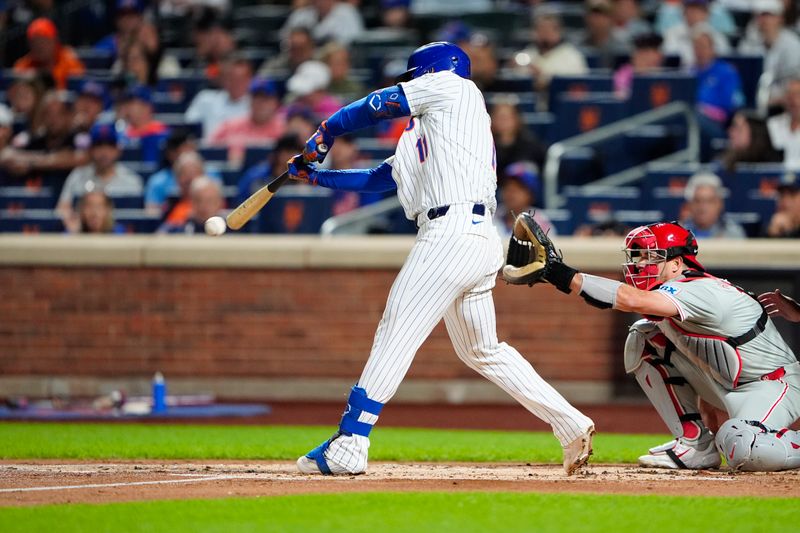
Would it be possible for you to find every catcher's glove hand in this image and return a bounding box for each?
[501,212,578,293]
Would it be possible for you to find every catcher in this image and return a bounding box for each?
[503,214,800,471]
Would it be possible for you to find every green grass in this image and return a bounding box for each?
[1,492,797,533]
[0,423,666,463]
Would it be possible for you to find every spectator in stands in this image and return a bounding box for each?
[491,99,547,173]
[692,26,744,153]
[738,0,800,107]
[144,132,220,215]
[159,0,231,17]
[72,81,108,133]
[190,7,236,83]
[766,173,800,238]
[321,43,366,100]
[237,133,302,206]
[574,219,631,237]
[57,123,142,231]
[679,172,746,238]
[325,134,377,216]
[0,91,90,186]
[285,105,318,144]
[186,55,252,139]
[118,85,169,164]
[258,27,316,79]
[145,129,197,214]
[6,77,45,128]
[158,176,224,234]
[73,189,125,234]
[162,151,206,227]
[95,0,158,62]
[286,60,341,119]
[767,77,800,171]
[719,110,782,172]
[580,0,631,69]
[281,0,364,45]
[495,161,555,237]
[465,34,504,93]
[662,1,731,68]
[611,0,651,43]
[13,18,85,90]
[0,105,13,184]
[613,33,663,98]
[381,0,412,28]
[511,10,588,105]
[144,128,197,215]
[113,40,155,86]
[210,78,286,166]
[656,0,736,37]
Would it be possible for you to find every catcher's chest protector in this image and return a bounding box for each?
[658,318,743,389]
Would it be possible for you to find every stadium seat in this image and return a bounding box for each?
[198,146,230,162]
[243,146,273,170]
[115,210,162,234]
[0,187,56,211]
[156,76,209,104]
[110,195,145,210]
[564,186,642,227]
[558,147,604,189]
[629,73,697,115]
[0,210,64,233]
[548,73,614,114]
[257,187,334,234]
[549,93,627,142]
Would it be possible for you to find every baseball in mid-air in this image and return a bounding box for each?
[204,216,227,236]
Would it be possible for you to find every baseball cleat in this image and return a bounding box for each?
[638,437,721,469]
[563,425,595,475]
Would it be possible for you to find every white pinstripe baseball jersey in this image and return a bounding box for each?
[390,71,498,220]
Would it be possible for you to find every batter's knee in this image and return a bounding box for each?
[715,419,800,472]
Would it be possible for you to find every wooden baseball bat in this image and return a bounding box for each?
[225,144,327,230]
[225,171,289,230]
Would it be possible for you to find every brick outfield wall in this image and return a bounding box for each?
[0,267,630,384]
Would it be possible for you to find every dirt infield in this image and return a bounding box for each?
[1,461,797,507]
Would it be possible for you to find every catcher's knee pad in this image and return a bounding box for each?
[624,319,661,373]
[716,419,800,472]
[338,385,384,438]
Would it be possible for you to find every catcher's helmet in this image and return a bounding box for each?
[396,41,471,83]
[622,221,704,290]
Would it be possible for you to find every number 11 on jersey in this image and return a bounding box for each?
[416,135,429,163]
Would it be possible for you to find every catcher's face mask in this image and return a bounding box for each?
[622,226,668,290]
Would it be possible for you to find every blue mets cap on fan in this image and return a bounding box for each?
[395,41,471,83]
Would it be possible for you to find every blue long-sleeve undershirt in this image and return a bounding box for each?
[315,162,396,193]
[325,85,411,137]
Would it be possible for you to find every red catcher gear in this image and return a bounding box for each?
[622,222,705,290]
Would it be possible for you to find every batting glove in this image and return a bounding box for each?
[287,154,318,185]
[303,120,334,163]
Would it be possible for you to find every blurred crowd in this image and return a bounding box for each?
[0,0,798,238]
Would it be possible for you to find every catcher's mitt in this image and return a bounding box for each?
[501,212,578,293]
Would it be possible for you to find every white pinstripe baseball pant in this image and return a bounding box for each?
[325,204,594,473]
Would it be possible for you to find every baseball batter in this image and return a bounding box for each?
[286,42,595,476]
[504,217,800,471]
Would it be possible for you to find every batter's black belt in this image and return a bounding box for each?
[425,203,485,221]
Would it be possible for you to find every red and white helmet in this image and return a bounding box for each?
[622,222,704,290]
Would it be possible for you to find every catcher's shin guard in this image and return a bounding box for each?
[716,419,800,472]
[625,321,706,440]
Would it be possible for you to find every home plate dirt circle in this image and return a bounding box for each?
[1,461,797,506]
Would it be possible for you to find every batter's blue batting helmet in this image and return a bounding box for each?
[396,41,471,83]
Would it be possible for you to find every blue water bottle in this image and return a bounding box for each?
[152,372,166,414]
